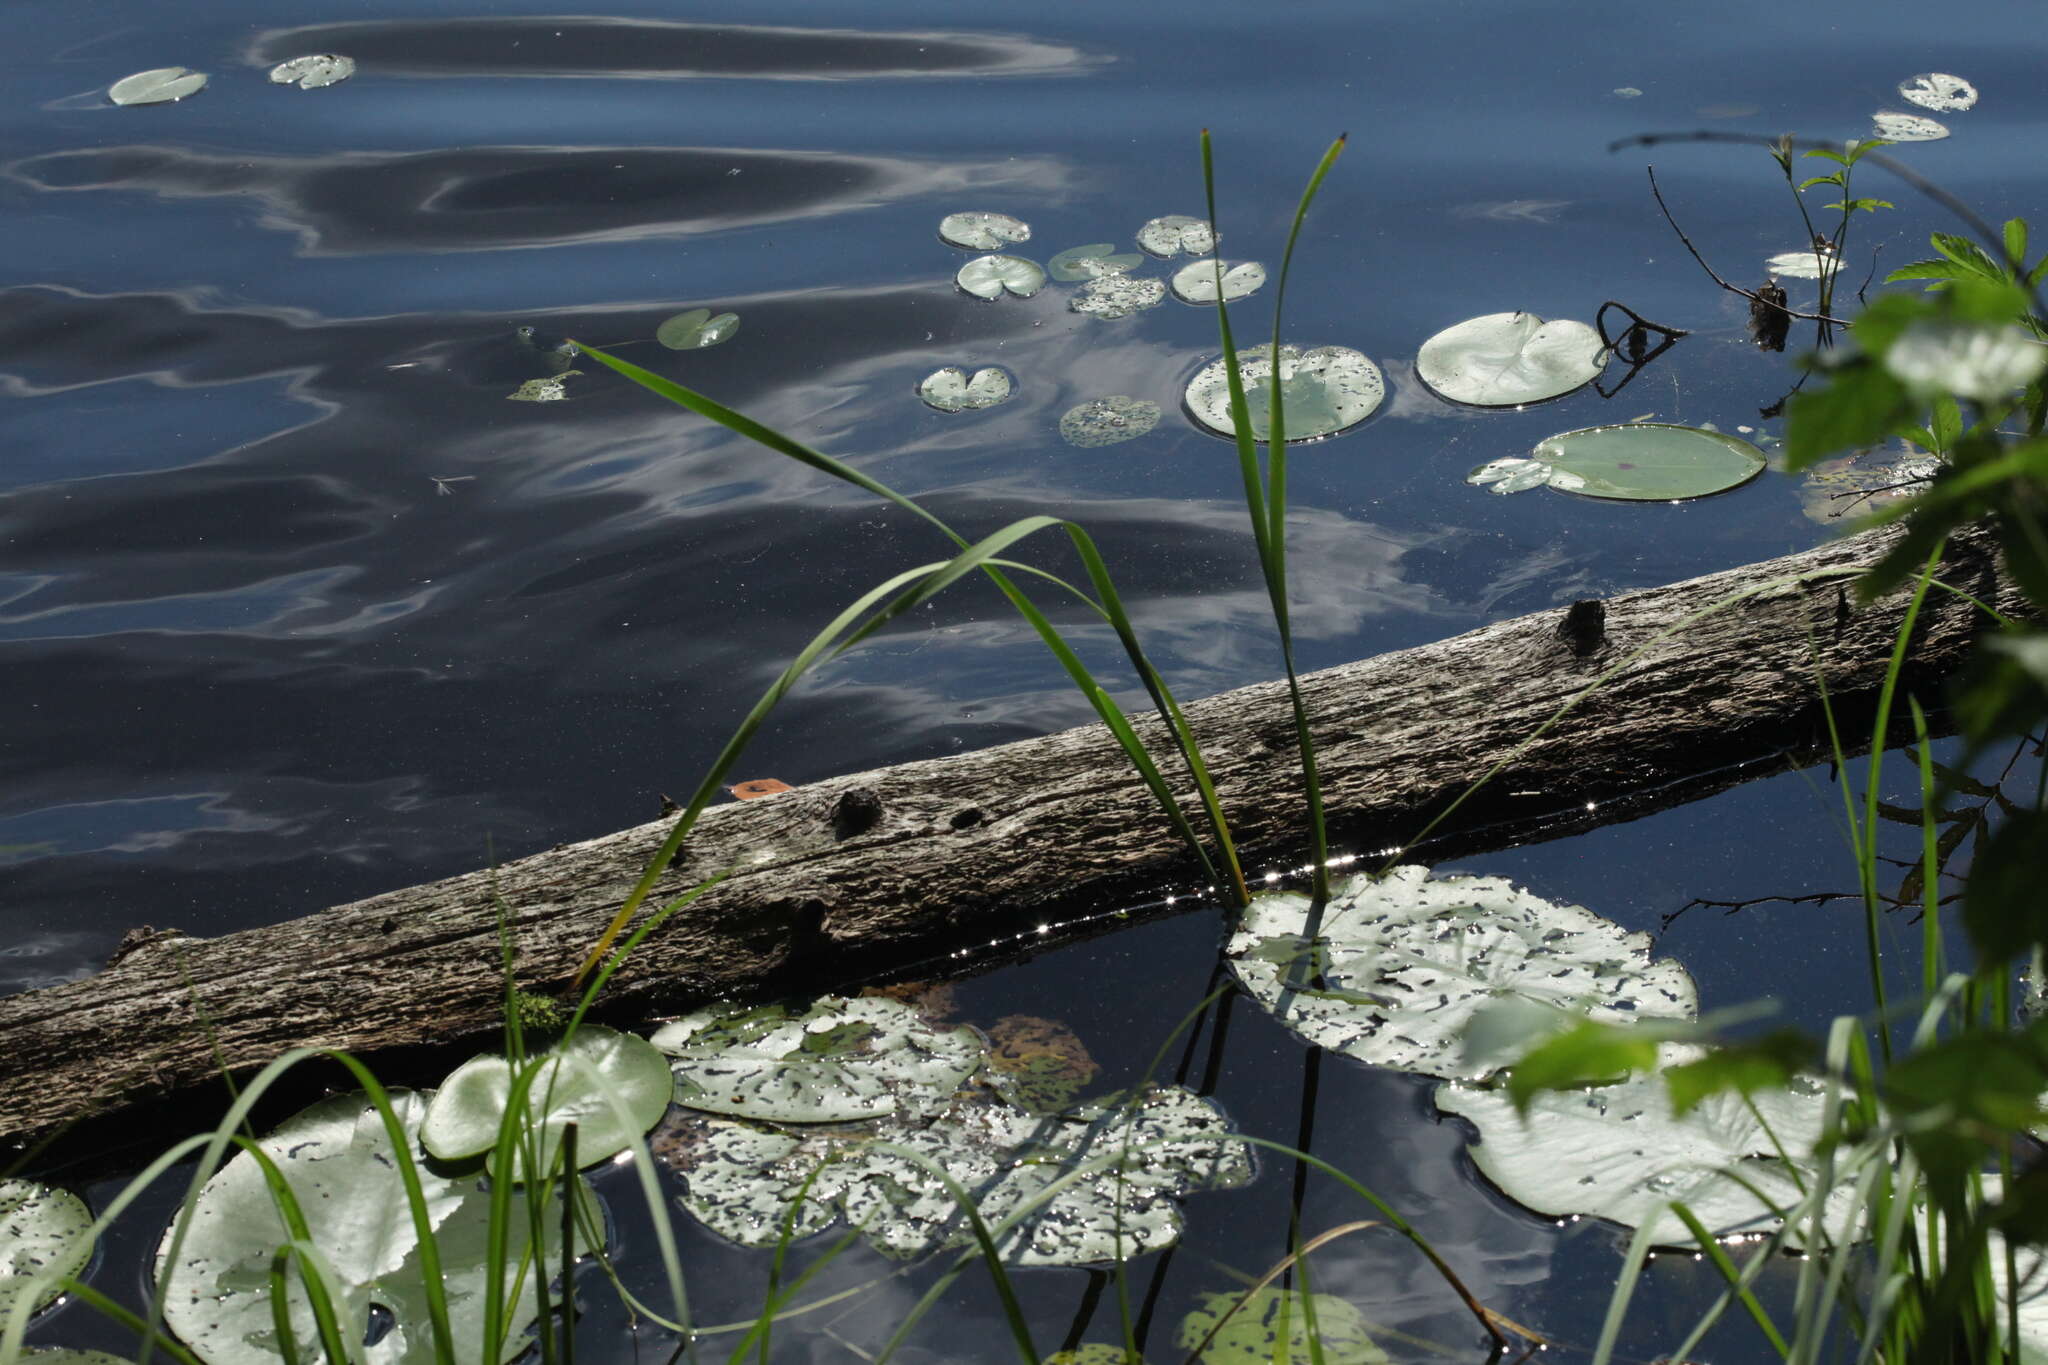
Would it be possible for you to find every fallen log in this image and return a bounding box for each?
[0,523,2024,1145]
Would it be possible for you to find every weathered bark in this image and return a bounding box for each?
[0,524,2023,1144]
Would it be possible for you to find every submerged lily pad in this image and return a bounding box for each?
[268,54,355,89]
[420,1026,673,1177]
[1872,111,1950,141]
[939,212,1030,251]
[1799,445,1940,525]
[1178,1290,1389,1365]
[1766,247,1841,281]
[661,1084,1251,1265]
[1136,215,1215,259]
[1436,1045,1858,1246]
[1071,274,1166,319]
[652,996,983,1122]
[1185,345,1385,443]
[984,1015,1101,1112]
[155,1091,593,1365]
[919,366,1013,412]
[1049,244,1143,281]
[1059,395,1162,448]
[1899,73,1978,112]
[1227,867,1696,1080]
[656,308,740,350]
[1169,260,1266,305]
[1415,312,1607,407]
[956,254,1046,301]
[507,370,582,402]
[108,67,208,105]
[1470,423,1766,500]
[0,1180,93,1325]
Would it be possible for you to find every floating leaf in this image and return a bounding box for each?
[1046,1349,1145,1365]
[1471,423,1766,500]
[107,67,208,105]
[267,54,355,89]
[1613,86,1643,99]
[1185,345,1385,443]
[1899,73,1978,112]
[1169,260,1266,305]
[1872,111,1950,141]
[1884,320,2048,401]
[1766,247,1842,281]
[656,308,740,350]
[507,370,582,402]
[0,1180,92,1325]
[729,778,793,799]
[653,996,983,1122]
[1798,446,1940,525]
[1415,312,1607,407]
[419,1026,672,1177]
[919,366,1013,412]
[659,1084,1252,1265]
[939,212,1029,251]
[1436,1045,1859,1246]
[21,1352,135,1364]
[955,255,1045,301]
[1226,867,1696,1080]
[1048,244,1142,281]
[985,1015,1100,1113]
[1136,215,1215,259]
[155,1091,593,1365]
[1070,274,1166,319]
[1178,1290,1389,1365]
[1059,395,1161,448]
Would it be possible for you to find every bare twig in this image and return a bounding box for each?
[1644,167,1852,327]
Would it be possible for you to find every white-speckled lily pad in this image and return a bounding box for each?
[939,212,1030,251]
[1059,396,1161,448]
[1170,260,1266,305]
[956,255,1045,301]
[507,371,581,402]
[1185,345,1384,442]
[419,1026,672,1177]
[1071,274,1166,319]
[268,54,355,89]
[108,68,208,105]
[1178,1289,1389,1365]
[1872,111,1950,141]
[1049,244,1143,281]
[919,366,1013,412]
[0,1180,93,1325]
[1766,248,1841,281]
[1899,73,1977,113]
[1136,215,1215,259]
[1415,312,1607,407]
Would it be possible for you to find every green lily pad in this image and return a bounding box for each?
[1470,423,1766,500]
[652,996,983,1122]
[1185,345,1385,443]
[919,366,1013,412]
[1170,260,1266,305]
[419,1025,673,1178]
[268,55,355,89]
[507,370,582,402]
[1049,244,1143,281]
[1059,396,1162,448]
[1071,274,1166,319]
[108,67,208,105]
[1900,73,1977,112]
[655,308,740,350]
[155,1090,595,1365]
[956,255,1045,301]
[1046,1348,1144,1365]
[1227,866,1696,1080]
[1136,215,1215,259]
[1415,312,1606,407]
[0,1180,93,1325]
[939,212,1030,251]
[1177,1289,1389,1365]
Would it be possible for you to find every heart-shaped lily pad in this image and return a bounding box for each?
[656,308,740,350]
[1899,73,1977,112]
[919,366,1013,412]
[1136,215,1215,259]
[1185,345,1385,442]
[1179,1290,1390,1365]
[1049,244,1143,281]
[956,255,1045,301]
[1469,423,1766,500]
[1059,395,1161,447]
[1170,260,1267,305]
[268,54,355,89]
[108,67,208,105]
[0,1180,93,1325]
[1071,275,1166,319]
[939,212,1030,250]
[1415,312,1607,407]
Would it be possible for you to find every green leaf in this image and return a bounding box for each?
[1885,1031,2048,1186]
[1932,395,1965,451]
[1797,174,1844,191]
[1802,148,1851,166]
[1888,259,1962,285]
[1933,233,2005,280]
[1521,423,1768,500]
[1177,1290,1388,1365]
[1785,359,1911,470]
[1502,1020,1660,1111]
[1662,1033,1815,1117]
[655,308,740,350]
[2006,218,2030,268]
[1963,809,2048,963]
[419,1026,673,1176]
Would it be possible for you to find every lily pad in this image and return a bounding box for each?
[1415,312,1607,407]
[984,1015,1101,1113]
[1178,1290,1389,1365]
[956,254,1045,301]
[1136,215,1215,259]
[1798,445,1940,525]
[419,1025,673,1178]
[1226,866,1696,1080]
[1884,320,2048,401]
[652,996,983,1123]
[108,67,208,106]
[1185,345,1385,443]
[268,54,355,89]
[1436,1045,1859,1247]
[1899,73,1978,112]
[656,308,740,350]
[1469,423,1766,500]
[21,1353,135,1364]
[659,1084,1252,1266]
[919,366,1013,412]
[507,370,582,402]
[155,1091,593,1365]
[1170,260,1267,305]
[1872,111,1950,141]
[1059,395,1162,448]
[1049,244,1143,282]
[1766,248,1841,281]
[939,212,1030,251]
[0,1180,93,1325]
[1071,274,1166,320]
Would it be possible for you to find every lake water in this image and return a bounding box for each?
[5,0,2043,1360]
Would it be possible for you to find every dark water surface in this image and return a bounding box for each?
[6,0,2045,1360]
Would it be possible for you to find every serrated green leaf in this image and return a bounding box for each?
[1798,174,1845,191]
[1663,1034,1815,1117]
[1785,360,1910,470]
